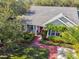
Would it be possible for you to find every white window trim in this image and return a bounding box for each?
[43,13,77,27]
[62,15,77,26]
[57,19,69,27]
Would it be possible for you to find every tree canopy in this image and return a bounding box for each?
[33,0,79,7]
[0,0,30,16]
[0,0,30,43]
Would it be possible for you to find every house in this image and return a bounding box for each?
[21,6,79,36]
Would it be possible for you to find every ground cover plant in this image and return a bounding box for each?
[0,46,48,59]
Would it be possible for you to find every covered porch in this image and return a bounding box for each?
[25,25,60,37]
[26,25,43,36]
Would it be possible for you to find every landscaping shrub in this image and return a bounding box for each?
[0,46,48,59]
[66,52,74,59]
[9,47,48,59]
[48,36,65,43]
[23,32,35,43]
[24,47,48,59]
[72,44,79,59]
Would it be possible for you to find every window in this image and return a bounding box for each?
[51,32,55,36]
[56,32,60,36]
[48,30,60,36]
[51,32,60,36]
[27,25,33,32]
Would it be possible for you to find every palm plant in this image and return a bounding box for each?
[61,26,79,44]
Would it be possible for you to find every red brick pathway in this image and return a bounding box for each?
[33,36,57,59]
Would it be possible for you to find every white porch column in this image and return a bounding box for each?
[47,30,51,37]
[35,26,37,36]
[32,25,35,33]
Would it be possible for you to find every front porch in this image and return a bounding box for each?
[25,25,43,36]
[25,25,60,37]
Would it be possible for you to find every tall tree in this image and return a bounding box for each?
[0,0,30,44]
[33,0,79,7]
[33,0,54,6]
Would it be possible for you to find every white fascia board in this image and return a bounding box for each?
[62,15,77,26]
[43,13,77,26]
[43,13,63,26]
[57,19,69,27]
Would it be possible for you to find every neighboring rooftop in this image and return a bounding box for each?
[22,6,79,26]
